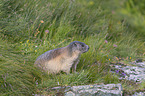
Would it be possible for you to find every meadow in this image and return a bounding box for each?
[0,0,144,95]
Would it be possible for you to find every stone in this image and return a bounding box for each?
[132,92,145,96]
[65,84,123,96]
[111,62,145,82]
[65,91,76,96]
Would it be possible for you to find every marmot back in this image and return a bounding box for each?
[34,41,89,74]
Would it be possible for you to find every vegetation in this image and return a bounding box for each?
[0,0,144,95]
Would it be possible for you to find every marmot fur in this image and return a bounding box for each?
[34,41,89,74]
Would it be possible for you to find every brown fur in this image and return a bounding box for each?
[34,41,89,74]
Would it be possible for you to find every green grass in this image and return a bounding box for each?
[0,0,145,95]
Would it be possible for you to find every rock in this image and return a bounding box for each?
[132,92,145,96]
[122,66,145,82]
[136,62,145,67]
[65,84,123,96]
[111,62,145,82]
[65,91,75,96]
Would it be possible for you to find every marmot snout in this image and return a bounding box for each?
[34,41,89,74]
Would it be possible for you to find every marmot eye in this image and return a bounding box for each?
[74,43,77,46]
[81,44,84,47]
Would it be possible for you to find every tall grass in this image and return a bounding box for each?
[0,0,144,95]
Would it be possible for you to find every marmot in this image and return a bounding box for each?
[34,41,89,74]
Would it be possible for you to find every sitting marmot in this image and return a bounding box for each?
[34,41,89,74]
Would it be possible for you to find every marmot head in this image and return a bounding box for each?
[69,41,89,54]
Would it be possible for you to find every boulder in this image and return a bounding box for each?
[65,84,123,96]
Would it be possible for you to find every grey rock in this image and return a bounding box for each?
[132,92,145,96]
[111,62,145,82]
[65,84,123,96]
[65,91,75,96]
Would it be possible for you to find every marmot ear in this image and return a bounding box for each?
[73,42,78,47]
[74,42,77,46]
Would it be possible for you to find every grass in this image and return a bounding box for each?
[0,0,145,95]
